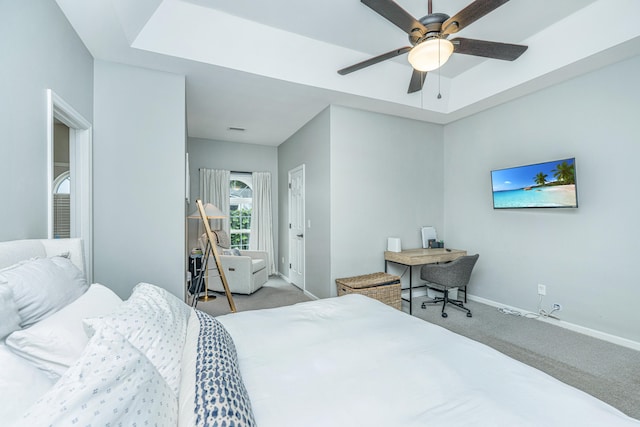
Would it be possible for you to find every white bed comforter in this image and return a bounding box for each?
[212,295,639,427]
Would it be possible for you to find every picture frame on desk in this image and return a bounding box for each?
[421,226,437,249]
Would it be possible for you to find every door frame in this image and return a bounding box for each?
[288,164,305,292]
[47,89,93,281]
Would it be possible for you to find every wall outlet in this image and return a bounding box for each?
[537,284,547,295]
[552,303,562,311]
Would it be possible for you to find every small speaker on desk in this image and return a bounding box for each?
[387,237,402,252]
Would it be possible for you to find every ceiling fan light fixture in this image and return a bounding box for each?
[407,38,454,72]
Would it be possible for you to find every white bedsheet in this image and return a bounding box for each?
[217,295,640,427]
[0,343,55,425]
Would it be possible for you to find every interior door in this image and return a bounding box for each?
[288,165,305,290]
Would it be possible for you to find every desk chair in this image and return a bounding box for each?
[420,254,479,318]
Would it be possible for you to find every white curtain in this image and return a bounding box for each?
[250,172,276,275]
[199,168,230,234]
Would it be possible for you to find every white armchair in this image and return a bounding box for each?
[200,231,268,295]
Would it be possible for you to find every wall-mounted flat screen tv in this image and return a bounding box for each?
[491,158,578,209]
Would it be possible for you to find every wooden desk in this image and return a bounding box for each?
[384,248,466,314]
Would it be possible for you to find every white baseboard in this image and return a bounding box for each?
[468,294,640,352]
[276,272,318,300]
[304,290,319,300]
[276,272,290,283]
[401,288,428,298]
[401,287,461,299]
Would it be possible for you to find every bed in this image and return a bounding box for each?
[1,238,639,426]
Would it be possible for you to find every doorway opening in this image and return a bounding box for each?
[47,89,93,281]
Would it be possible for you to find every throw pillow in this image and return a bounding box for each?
[14,324,177,427]
[0,285,20,340]
[0,256,88,328]
[5,283,122,379]
[213,229,231,249]
[193,310,256,426]
[83,282,191,394]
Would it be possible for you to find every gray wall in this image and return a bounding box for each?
[444,55,640,343]
[0,0,93,240]
[93,60,185,299]
[330,106,444,295]
[278,108,331,298]
[277,106,444,299]
[186,137,279,253]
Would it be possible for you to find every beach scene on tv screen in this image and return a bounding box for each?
[492,158,577,208]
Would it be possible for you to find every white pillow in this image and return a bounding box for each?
[0,256,88,328]
[5,283,122,378]
[14,324,178,427]
[84,282,191,395]
[0,285,20,339]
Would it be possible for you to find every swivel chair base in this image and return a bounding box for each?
[421,288,472,318]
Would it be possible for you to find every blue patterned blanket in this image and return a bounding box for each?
[194,310,256,427]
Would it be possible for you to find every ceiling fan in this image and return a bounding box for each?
[338,0,528,94]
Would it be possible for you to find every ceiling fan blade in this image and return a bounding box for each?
[442,0,509,36]
[408,69,427,93]
[338,46,411,75]
[451,37,527,60]
[361,0,427,36]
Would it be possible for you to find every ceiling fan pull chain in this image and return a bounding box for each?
[437,36,442,99]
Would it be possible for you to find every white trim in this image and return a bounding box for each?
[287,165,305,292]
[46,89,94,282]
[46,92,55,239]
[185,152,190,204]
[468,294,640,352]
[277,272,318,300]
[303,289,319,300]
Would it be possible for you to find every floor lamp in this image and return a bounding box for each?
[190,199,237,313]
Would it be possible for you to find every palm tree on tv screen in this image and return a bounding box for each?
[534,172,548,186]
[552,161,575,184]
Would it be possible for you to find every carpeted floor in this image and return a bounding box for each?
[409,295,640,420]
[194,276,311,317]
[194,277,640,420]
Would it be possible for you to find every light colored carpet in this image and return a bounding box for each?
[194,276,311,317]
[194,280,639,420]
[408,295,640,420]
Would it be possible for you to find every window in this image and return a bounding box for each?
[53,171,70,238]
[229,173,252,249]
[54,174,70,194]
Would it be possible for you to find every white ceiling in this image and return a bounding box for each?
[55,0,640,146]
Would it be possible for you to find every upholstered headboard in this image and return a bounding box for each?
[0,238,85,277]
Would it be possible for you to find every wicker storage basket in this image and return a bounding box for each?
[336,272,401,310]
